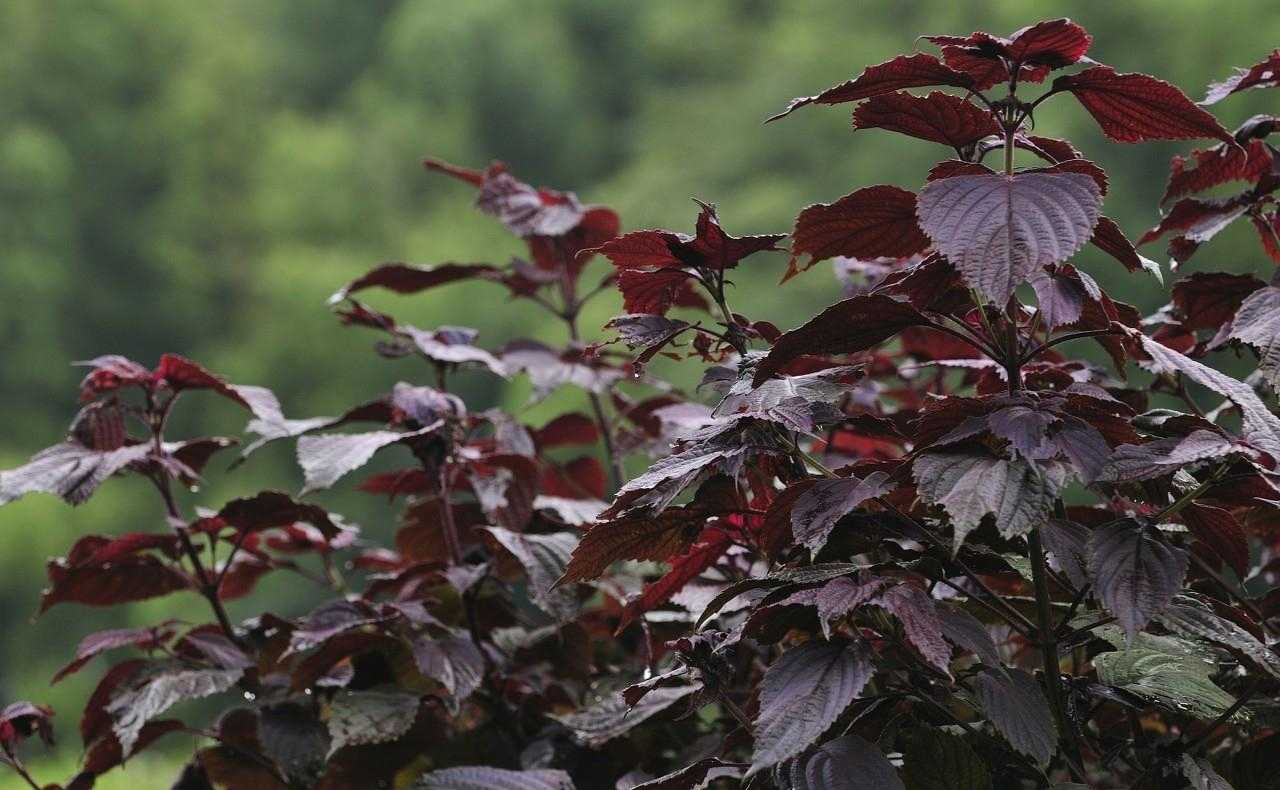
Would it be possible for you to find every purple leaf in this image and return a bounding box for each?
[0,441,151,506]
[400,325,507,377]
[937,606,1001,667]
[916,168,1103,304]
[789,472,893,554]
[411,634,484,704]
[483,527,579,621]
[1088,519,1189,642]
[749,640,875,775]
[901,728,991,789]
[629,759,744,790]
[107,663,242,755]
[913,452,1062,548]
[325,690,420,757]
[975,668,1057,765]
[1202,49,1280,104]
[1135,331,1280,459]
[552,684,698,748]
[1040,519,1092,589]
[501,340,626,401]
[52,624,177,685]
[1098,430,1254,483]
[1229,286,1280,392]
[871,584,952,674]
[781,734,904,790]
[814,574,893,638]
[414,766,575,790]
[296,425,440,494]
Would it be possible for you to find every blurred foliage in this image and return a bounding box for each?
[1,0,1278,782]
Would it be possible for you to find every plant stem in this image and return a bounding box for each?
[1029,527,1085,779]
[437,465,464,565]
[154,475,244,648]
[566,313,624,493]
[1020,327,1121,365]
[144,389,244,648]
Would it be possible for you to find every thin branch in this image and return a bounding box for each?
[1020,327,1120,365]
[153,474,244,649]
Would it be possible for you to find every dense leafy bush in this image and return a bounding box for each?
[3,19,1280,789]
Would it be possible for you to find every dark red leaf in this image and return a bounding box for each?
[1053,66,1236,145]
[40,555,192,614]
[1090,215,1160,276]
[153,354,282,423]
[753,294,930,385]
[1172,272,1265,332]
[1203,49,1280,104]
[787,186,931,279]
[852,91,999,149]
[926,21,1090,90]
[1161,140,1274,204]
[588,229,685,270]
[618,527,733,630]
[218,491,343,538]
[329,262,503,303]
[78,533,181,566]
[81,720,184,779]
[930,38,1010,91]
[616,266,700,315]
[592,203,781,314]
[767,53,972,121]
[1139,196,1251,264]
[0,701,55,750]
[422,157,485,186]
[53,624,178,684]
[1016,134,1083,164]
[1004,18,1092,69]
[1252,212,1280,264]
[540,456,607,501]
[76,355,152,401]
[533,413,600,449]
[557,508,708,585]
[1183,503,1249,578]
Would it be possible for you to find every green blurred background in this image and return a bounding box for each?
[2,0,1278,784]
